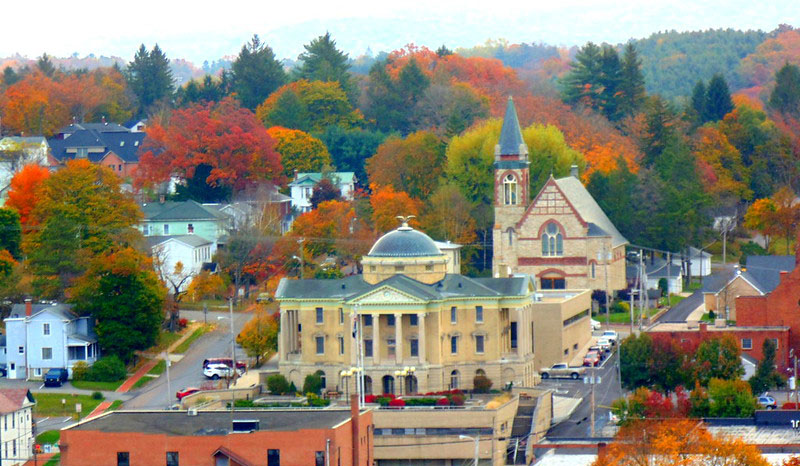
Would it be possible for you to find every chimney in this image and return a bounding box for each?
[699,322,708,333]
[102,115,107,125]
[350,394,360,466]
[25,298,32,317]
[570,164,579,178]
[159,193,166,204]
[294,169,299,181]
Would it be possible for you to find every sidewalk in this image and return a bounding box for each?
[85,400,112,419]
[118,323,202,393]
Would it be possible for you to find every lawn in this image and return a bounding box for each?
[175,325,213,353]
[659,294,686,307]
[44,453,60,466]
[33,393,104,420]
[154,329,184,352]
[131,360,166,390]
[71,379,124,391]
[603,307,660,324]
[109,400,124,411]
[36,430,60,445]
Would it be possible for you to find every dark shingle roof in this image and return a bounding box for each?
[48,129,145,163]
[645,258,682,279]
[57,122,129,135]
[8,303,78,320]
[367,227,443,258]
[67,410,356,435]
[497,97,527,157]
[745,255,795,294]
[553,176,628,248]
[142,200,228,222]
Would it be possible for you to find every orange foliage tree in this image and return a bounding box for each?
[277,200,371,262]
[0,72,67,136]
[744,186,800,254]
[265,126,332,179]
[593,419,770,466]
[135,97,283,192]
[737,27,800,94]
[369,185,423,234]
[691,126,752,201]
[365,130,445,200]
[5,164,50,230]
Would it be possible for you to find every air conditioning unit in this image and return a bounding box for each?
[188,408,198,416]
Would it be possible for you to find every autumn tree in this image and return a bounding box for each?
[749,338,784,394]
[744,197,779,250]
[70,247,165,363]
[231,35,286,111]
[310,177,342,209]
[236,311,278,366]
[744,187,800,254]
[256,79,363,132]
[692,126,752,202]
[0,72,68,136]
[25,160,141,299]
[136,97,283,195]
[278,200,369,261]
[694,334,744,386]
[420,183,477,244]
[186,270,227,302]
[412,81,489,137]
[366,131,445,200]
[369,185,423,234]
[265,126,332,179]
[127,44,174,116]
[216,224,276,301]
[5,164,50,230]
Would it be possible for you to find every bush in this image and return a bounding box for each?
[288,381,297,394]
[91,391,103,400]
[234,399,255,407]
[611,301,629,313]
[71,361,89,381]
[267,374,291,395]
[86,356,126,382]
[178,318,188,329]
[365,394,378,404]
[302,373,323,395]
[436,397,450,406]
[473,375,493,393]
[307,394,329,407]
[388,398,406,407]
[450,394,465,406]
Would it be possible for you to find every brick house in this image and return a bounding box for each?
[47,123,144,179]
[60,402,372,466]
[492,97,628,292]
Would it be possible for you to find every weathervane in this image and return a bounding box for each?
[396,215,416,228]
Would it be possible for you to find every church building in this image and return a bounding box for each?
[492,97,628,292]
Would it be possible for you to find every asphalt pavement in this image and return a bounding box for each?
[122,309,251,409]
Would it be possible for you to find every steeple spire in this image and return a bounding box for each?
[495,96,528,159]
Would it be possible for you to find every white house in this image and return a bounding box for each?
[288,172,356,213]
[3,302,98,380]
[0,137,49,200]
[148,235,216,293]
[0,389,35,466]
[644,258,684,295]
[671,247,712,277]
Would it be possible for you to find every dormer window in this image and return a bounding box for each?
[503,174,518,205]
[76,147,88,158]
[542,222,563,257]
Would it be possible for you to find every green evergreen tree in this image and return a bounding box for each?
[396,59,430,134]
[363,62,404,133]
[127,44,174,116]
[618,43,646,117]
[295,32,355,102]
[436,45,453,57]
[640,96,677,166]
[704,73,734,122]
[36,53,55,77]
[598,45,623,121]
[231,35,287,110]
[690,80,707,124]
[769,62,800,116]
[0,209,21,259]
[749,338,783,395]
[560,42,603,107]
[2,67,19,86]
[317,125,386,183]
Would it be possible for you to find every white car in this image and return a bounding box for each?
[596,338,612,352]
[591,319,602,331]
[601,330,618,345]
[203,363,243,380]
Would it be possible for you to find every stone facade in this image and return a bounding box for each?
[703,274,761,322]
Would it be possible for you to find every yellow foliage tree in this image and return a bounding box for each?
[186,271,227,302]
[236,311,278,366]
[266,126,332,179]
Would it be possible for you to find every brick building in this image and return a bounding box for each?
[60,403,372,466]
[492,97,628,291]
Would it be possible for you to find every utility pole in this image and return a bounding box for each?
[590,365,596,437]
[165,351,171,409]
[794,354,798,406]
[297,238,306,279]
[629,285,634,335]
[600,247,611,327]
[639,250,645,331]
[666,252,671,306]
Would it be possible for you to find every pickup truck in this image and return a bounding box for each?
[538,363,587,380]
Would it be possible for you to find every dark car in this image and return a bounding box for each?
[43,368,69,387]
[0,364,6,377]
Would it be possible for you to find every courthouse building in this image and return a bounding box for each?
[276,220,591,394]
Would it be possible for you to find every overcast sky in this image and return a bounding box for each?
[2,0,797,64]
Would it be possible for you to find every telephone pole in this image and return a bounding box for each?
[297,238,305,279]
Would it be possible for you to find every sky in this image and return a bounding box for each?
[2,0,798,64]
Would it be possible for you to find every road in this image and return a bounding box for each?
[544,348,624,438]
[123,310,251,409]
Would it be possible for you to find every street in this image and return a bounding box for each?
[123,309,252,409]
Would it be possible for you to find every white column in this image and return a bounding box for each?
[395,313,403,365]
[516,309,524,359]
[350,313,358,366]
[372,314,380,364]
[418,313,427,364]
[279,310,288,361]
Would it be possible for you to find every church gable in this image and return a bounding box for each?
[515,178,587,232]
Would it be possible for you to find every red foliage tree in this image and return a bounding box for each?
[5,164,51,230]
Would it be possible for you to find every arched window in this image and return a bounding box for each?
[315,370,327,390]
[364,376,373,395]
[506,228,514,246]
[382,375,395,394]
[541,223,563,257]
[503,174,518,205]
[450,370,460,389]
[591,261,596,279]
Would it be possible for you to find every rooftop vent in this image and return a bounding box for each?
[188,408,198,416]
[232,419,259,433]
[120,141,125,147]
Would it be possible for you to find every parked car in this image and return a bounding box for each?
[583,351,601,367]
[203,363,242,380]
[538,363,587,380]
[43,368,69,387]
[0,364,6,377]
[601,330,619,345]
[591,319,602,331]
[256,292,273,304]
[596,339,612,352]
[176,387,201,401]
[588,345,606,360]
[758,395,777,409]
[202,358,246,372]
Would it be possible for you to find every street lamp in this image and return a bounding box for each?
[393,366,416,395]
[459,434,479,466]
[340,368,357,398]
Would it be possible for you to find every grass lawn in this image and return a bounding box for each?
[603,307,660,324]
[154,329,184,352]
[71,379,124,391]
[659,294,686,307]
[109,400,124,411]
[35,430,60,445]
[175,325,213,353]
[44,453,60,466]
[33,393,104,420]
[131,360,166,390]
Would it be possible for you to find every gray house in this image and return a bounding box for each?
[3,302,98,380]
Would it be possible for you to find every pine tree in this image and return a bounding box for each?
[231,35,287,110]
[640,96,677,167]
[126,44,174,116]
[704,74,734,122]
[36,53,55,77]
[598,45,623,121]
[363,62,403,133]
[749,338,783,395]
[690,80,707,124]
[295,32,355,102]
[2,67,19,86]
[769,62,800,116]
[618,43,646,117]
[560,42,603,107]
[436,45,453,57]
[396,59,430,134]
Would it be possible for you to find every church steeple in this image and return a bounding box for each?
[495,96,528,160]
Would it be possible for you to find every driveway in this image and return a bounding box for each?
[122,310,251,409]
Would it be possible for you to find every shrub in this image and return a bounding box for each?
[178,318,189,329]
[436,397,450,406]
[376,397,393,406]
[86,356,126,382]
[267,374,290,395]
[91,391,103,400]
[473,375,493,393]
[450,394,465,406]
[71,361,89,381]
[388,398,406,407]
[234,399,255,407]
[365,394,378,403]
[288,381,298,394]
[302,373,323,395]
[307,394,329,407]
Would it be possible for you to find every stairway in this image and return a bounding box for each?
[506,398,536,464]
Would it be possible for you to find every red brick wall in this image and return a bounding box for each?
[737,267,800,354]
[60,411,373,466]
[98,152,138,179]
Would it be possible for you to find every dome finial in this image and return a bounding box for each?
[396,215,416,230]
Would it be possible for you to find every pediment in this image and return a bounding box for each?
[347,286,426,305]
